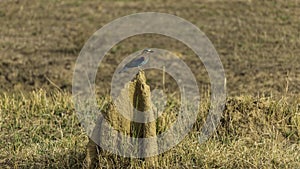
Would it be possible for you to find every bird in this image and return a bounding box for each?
[118,48,154,73]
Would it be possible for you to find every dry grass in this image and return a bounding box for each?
[0,0,299,97]
[0,90,299,168]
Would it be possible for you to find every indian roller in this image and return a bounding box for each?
[118,48,154,73]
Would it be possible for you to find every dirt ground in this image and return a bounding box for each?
[0,0,299,98]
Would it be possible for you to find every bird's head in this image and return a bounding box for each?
[142,48,154,54]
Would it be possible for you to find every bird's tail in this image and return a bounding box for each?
[118,67,128,74]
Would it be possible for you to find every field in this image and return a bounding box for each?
[0,0,299,168]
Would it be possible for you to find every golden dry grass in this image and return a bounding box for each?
[0,90,299,168]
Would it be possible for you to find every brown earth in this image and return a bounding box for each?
[0,0,299,98]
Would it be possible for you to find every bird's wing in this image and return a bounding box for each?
[125,57,145,68]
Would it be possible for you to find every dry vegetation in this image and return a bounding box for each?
[0,90,299,168]
[0,0,299,168]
